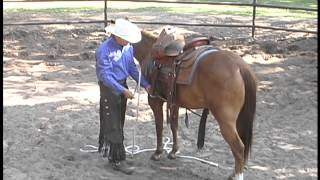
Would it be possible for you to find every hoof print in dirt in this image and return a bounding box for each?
[45,62,58,66]
[63,155,76,161]
[80,52,91,60]
[19,51,29,57]
[86,42,99,49]
[47,54,57,59]
[287,44,300,51]
[36,121,48,130]
[40,75,50,81]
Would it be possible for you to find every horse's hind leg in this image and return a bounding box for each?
[212,107,245,180]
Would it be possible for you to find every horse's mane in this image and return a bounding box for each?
[141,26,178,38]
[141,29,158,40]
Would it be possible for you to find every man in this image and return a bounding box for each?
[95,18,151,175]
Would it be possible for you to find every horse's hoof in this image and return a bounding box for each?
[228,173,243,180]
[228,173,235,180]
[150,153,162,161]
[167,152,177,159]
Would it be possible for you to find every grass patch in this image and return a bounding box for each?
[256,7,317,18]
[4,1,317,19]
[4,7,102,13]
[108,4,316,18]
[108,6,253,16]
[179,0,317,8]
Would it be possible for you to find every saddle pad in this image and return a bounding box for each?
[178,45,214,69]
[176,48,218,85]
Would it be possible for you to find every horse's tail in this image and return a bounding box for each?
[237,65,257,163]
[197,108,209,149]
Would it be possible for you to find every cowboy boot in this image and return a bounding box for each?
[111,161,135,175]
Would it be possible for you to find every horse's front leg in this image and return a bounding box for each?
[148,96,164,161]
[168,106,179,159]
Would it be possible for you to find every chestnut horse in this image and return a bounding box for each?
[133,27,257,180]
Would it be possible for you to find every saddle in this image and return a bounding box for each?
[151,27,211,64]
[150,27,218,123]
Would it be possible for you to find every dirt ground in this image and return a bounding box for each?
[3,9,318,180]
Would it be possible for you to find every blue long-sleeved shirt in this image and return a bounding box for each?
[96,37,150,94]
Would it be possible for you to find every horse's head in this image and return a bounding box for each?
[133,29,158,81]
[133,26,185,80]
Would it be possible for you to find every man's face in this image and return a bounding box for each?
[115,36,129,46]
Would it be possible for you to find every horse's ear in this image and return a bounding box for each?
[110,17,129,24]
[153,32,158,37]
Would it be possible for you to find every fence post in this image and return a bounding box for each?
[104,0,108,27]
[252,0,257,38]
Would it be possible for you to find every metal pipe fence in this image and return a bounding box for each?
[3,0,318,38]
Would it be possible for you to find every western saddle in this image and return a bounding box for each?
[149,27,218,123]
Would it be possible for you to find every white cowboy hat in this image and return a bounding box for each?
[105,18,142,43]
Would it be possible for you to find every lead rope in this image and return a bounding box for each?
[130,59,142,158]
[80,59,218,167]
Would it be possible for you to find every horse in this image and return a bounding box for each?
[133,26,257,180]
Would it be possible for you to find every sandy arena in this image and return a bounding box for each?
[3,7,318,180]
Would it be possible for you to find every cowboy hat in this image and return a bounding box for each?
[105,18,141,43]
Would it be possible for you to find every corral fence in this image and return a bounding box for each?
[3,0,318,38]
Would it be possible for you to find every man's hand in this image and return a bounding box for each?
[123,89,134,99]
[145,86,152,94]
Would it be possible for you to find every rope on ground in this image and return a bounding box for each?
[80,137,218,167]
[80,145,98,153]
[80,61,217,167]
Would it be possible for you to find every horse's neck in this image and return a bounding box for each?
[134,31,157,78]
[134,31,156,60]
[141,31,157,52]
